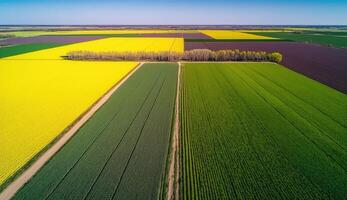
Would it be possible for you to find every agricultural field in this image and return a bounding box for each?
[0,29,197,38]
[0,31,58,37]
[180,63,347,199]
[0,60,137,188]
[3,37,184,60]
[249,31,347,48]
[286,27,347,33]
[1,26,347,200]
[0,43,65,58]
[50,29,196,35]
[0,36,104,46]
[140,32,212,39]
[13,63,178,200]
[185,41,347,94]
[302,30,347,37]
[199,30,278,40]
[236,29,293,32]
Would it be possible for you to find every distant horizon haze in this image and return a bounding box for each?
[0,0,346,25]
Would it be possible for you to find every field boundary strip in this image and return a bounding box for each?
[0,62,144,200]
[167,62,181,200]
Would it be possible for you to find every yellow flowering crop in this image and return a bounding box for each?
[0,60,137,185]
[199,30,278,40]
[234,29,293,32]
[5,37,184,60]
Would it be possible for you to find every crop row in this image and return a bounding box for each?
[180,63,347,199]
[185,41,347,94]
[13,63,178,199]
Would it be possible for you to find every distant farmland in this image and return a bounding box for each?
[249,31,347,48]
[13,63,178,200]
[140,32,212,39]
[0,29,196,38]
[0,36,104,46]
[180,62,347,199]
[199,30,278,40]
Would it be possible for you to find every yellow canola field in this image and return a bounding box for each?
[234,29,293,32]
[199,30,278,40]
[0,60,137,185]
[5,37,184,60]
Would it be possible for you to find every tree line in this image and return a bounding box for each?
[65,49,283,63]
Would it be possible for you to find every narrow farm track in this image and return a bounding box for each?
[180,62,347,199]
[0,62,143,200]
[167,62,181,200]
[11,63,178,200]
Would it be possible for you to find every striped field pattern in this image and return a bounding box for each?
[13,63,178,199]
[180,62,347,199]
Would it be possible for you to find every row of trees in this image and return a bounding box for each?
[66,49,283,63]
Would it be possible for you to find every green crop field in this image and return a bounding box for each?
[0,43,65,58]
[305,31,347,36]
[180,62,347,199]
[13,63,178,200]
[249,32,347,48]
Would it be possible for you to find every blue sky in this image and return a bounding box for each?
[0,0,346,25]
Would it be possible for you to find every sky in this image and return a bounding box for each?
[0,0,346,25]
